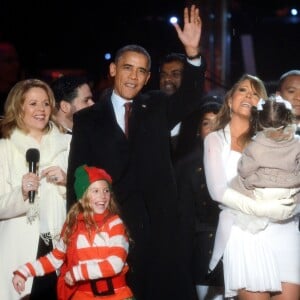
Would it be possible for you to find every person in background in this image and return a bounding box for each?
[159,52,185,97]
[0,79,71,300]
[159,52,204,162]
[51,75,95,134]
[277,70,300,232]
[0,41,23,117]
[204,74,297,299]
[276,70,300,134]
[67,5,205,300]
[12,165,134,300]
[175,98,224,300]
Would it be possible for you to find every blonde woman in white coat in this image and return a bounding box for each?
[0,79,71,300]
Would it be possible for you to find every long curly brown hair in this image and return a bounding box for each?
[213,74,268,147]
[62,184,131,245]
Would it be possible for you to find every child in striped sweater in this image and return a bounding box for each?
[12,165,134,300]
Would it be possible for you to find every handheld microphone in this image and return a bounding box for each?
[25,148,40,204]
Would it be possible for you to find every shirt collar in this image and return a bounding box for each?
[111,90,132,110]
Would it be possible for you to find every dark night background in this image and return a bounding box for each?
[0,0,299,92]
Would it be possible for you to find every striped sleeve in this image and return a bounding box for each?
[72,216,129,281]
[15,238,67,279]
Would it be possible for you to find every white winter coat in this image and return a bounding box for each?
[0,124,71,300]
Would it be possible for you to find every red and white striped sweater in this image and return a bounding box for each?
[15,212,133,300]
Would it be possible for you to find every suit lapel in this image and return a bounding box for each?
[129,94,149,141]
[94,97,126,141]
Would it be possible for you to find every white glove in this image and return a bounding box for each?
[222,188,296,221]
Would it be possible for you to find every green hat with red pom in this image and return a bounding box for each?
[74,165,112,200]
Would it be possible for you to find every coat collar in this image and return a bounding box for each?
[10,122,71,168]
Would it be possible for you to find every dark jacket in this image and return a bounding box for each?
[175,139,223,286]
[67,61,205,300]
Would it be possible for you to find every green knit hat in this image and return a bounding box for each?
[74,165,112,200]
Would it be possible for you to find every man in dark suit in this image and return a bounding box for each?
[174,99,224,300]
[158,52,207,163]
[67,5,205,300]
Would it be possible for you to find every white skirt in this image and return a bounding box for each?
[223,216,300,298]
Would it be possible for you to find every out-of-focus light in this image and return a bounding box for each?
[291,8,298,16]
[169,16,178,24]
[276,7,289,17]
[104,53,111,60]
[51,71,64,79]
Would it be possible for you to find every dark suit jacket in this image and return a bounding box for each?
[67,61,205,300]
[170,107,203,163]
[175,140,223,287]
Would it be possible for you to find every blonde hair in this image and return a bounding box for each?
[62,184,126,245]
[0,78,64,138]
